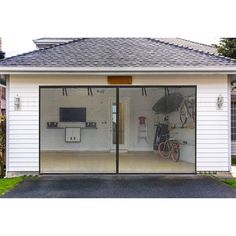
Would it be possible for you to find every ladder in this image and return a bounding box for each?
[137,116,148,143]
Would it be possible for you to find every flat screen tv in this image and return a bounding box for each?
[59,107,86,122]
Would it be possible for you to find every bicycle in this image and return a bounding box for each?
[158,134,187,162]
[158,137,180,161]
[179,96,195,127]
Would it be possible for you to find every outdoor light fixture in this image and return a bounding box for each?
[14,94,21,111]
[217,94,224,109]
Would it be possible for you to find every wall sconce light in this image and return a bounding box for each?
[217,94,224,109]
[14,94,21,111]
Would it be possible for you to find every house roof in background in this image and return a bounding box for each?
[157,38,218,55]
[0,38,235,71]
[33,38,79,49]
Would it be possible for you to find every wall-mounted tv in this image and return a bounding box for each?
[59,107,86,122]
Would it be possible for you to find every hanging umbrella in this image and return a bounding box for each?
[152,92,183,114]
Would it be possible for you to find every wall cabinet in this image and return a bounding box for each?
[65,128,81,142]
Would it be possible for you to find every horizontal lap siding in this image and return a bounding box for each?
[7,74,230,173]
[197,80,229,171]
[8,80,39,172]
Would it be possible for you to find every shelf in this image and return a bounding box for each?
[47,127,97,129]
[47,127,64,129]
[83,127,97,129]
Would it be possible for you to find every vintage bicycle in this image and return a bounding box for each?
[158,135,187,162]
[179,95,195,127]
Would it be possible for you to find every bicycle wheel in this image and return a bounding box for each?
[185,100,195,123]
[158,141,171,158]
[179,103,188,127]
[171,143,180,162]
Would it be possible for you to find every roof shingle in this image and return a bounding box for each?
[0,38,235,68]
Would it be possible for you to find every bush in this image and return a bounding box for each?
[0,115,6,177]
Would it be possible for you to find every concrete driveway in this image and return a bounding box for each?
[2,175,236,198]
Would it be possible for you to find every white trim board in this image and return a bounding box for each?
[1,66,236,75]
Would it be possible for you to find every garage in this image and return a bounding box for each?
[0,38,232,177]
[40,86,196,174]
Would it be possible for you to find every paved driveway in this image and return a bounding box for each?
[2,175,236,198]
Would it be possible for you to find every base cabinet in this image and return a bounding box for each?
[65,128,81,142]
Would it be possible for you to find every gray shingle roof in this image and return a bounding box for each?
[33,37,219,55]
[0,38,235,69]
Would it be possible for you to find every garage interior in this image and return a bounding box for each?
[40,86,196,174]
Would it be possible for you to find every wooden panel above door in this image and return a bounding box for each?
[107,76,132,85]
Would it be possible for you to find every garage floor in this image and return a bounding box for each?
[41,151,195,173]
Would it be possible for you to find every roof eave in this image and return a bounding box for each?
[1,66,236,75]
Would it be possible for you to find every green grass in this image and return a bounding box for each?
[223,179,236,188]
[0,176,26,196]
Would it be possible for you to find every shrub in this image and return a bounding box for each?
[0,115,6,177]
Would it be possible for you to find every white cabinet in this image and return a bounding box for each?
[65,128,81,142]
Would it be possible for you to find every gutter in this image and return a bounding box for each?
[1,67,236,75]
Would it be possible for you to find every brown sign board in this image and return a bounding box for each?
[107,76,132,84]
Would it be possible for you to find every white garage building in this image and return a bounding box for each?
[0,38,236,176]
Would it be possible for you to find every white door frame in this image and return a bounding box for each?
[109,97,130,151]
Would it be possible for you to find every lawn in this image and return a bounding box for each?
[0,176,26,196]
[223,179,236,188]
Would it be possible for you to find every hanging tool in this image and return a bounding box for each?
[88,87,93,96]
[141,88,147,96]
[62,88,68,96]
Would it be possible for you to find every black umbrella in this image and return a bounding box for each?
[152,92,183,114]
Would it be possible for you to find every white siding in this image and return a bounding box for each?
[7,74,230,173]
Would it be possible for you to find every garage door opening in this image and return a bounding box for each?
[40,86,196,174]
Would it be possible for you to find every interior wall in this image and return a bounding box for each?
[41,88,115,151]
[121,87,195,163]
[41,88,163,152]
[167,87,195,163]
[120,88,164,151]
